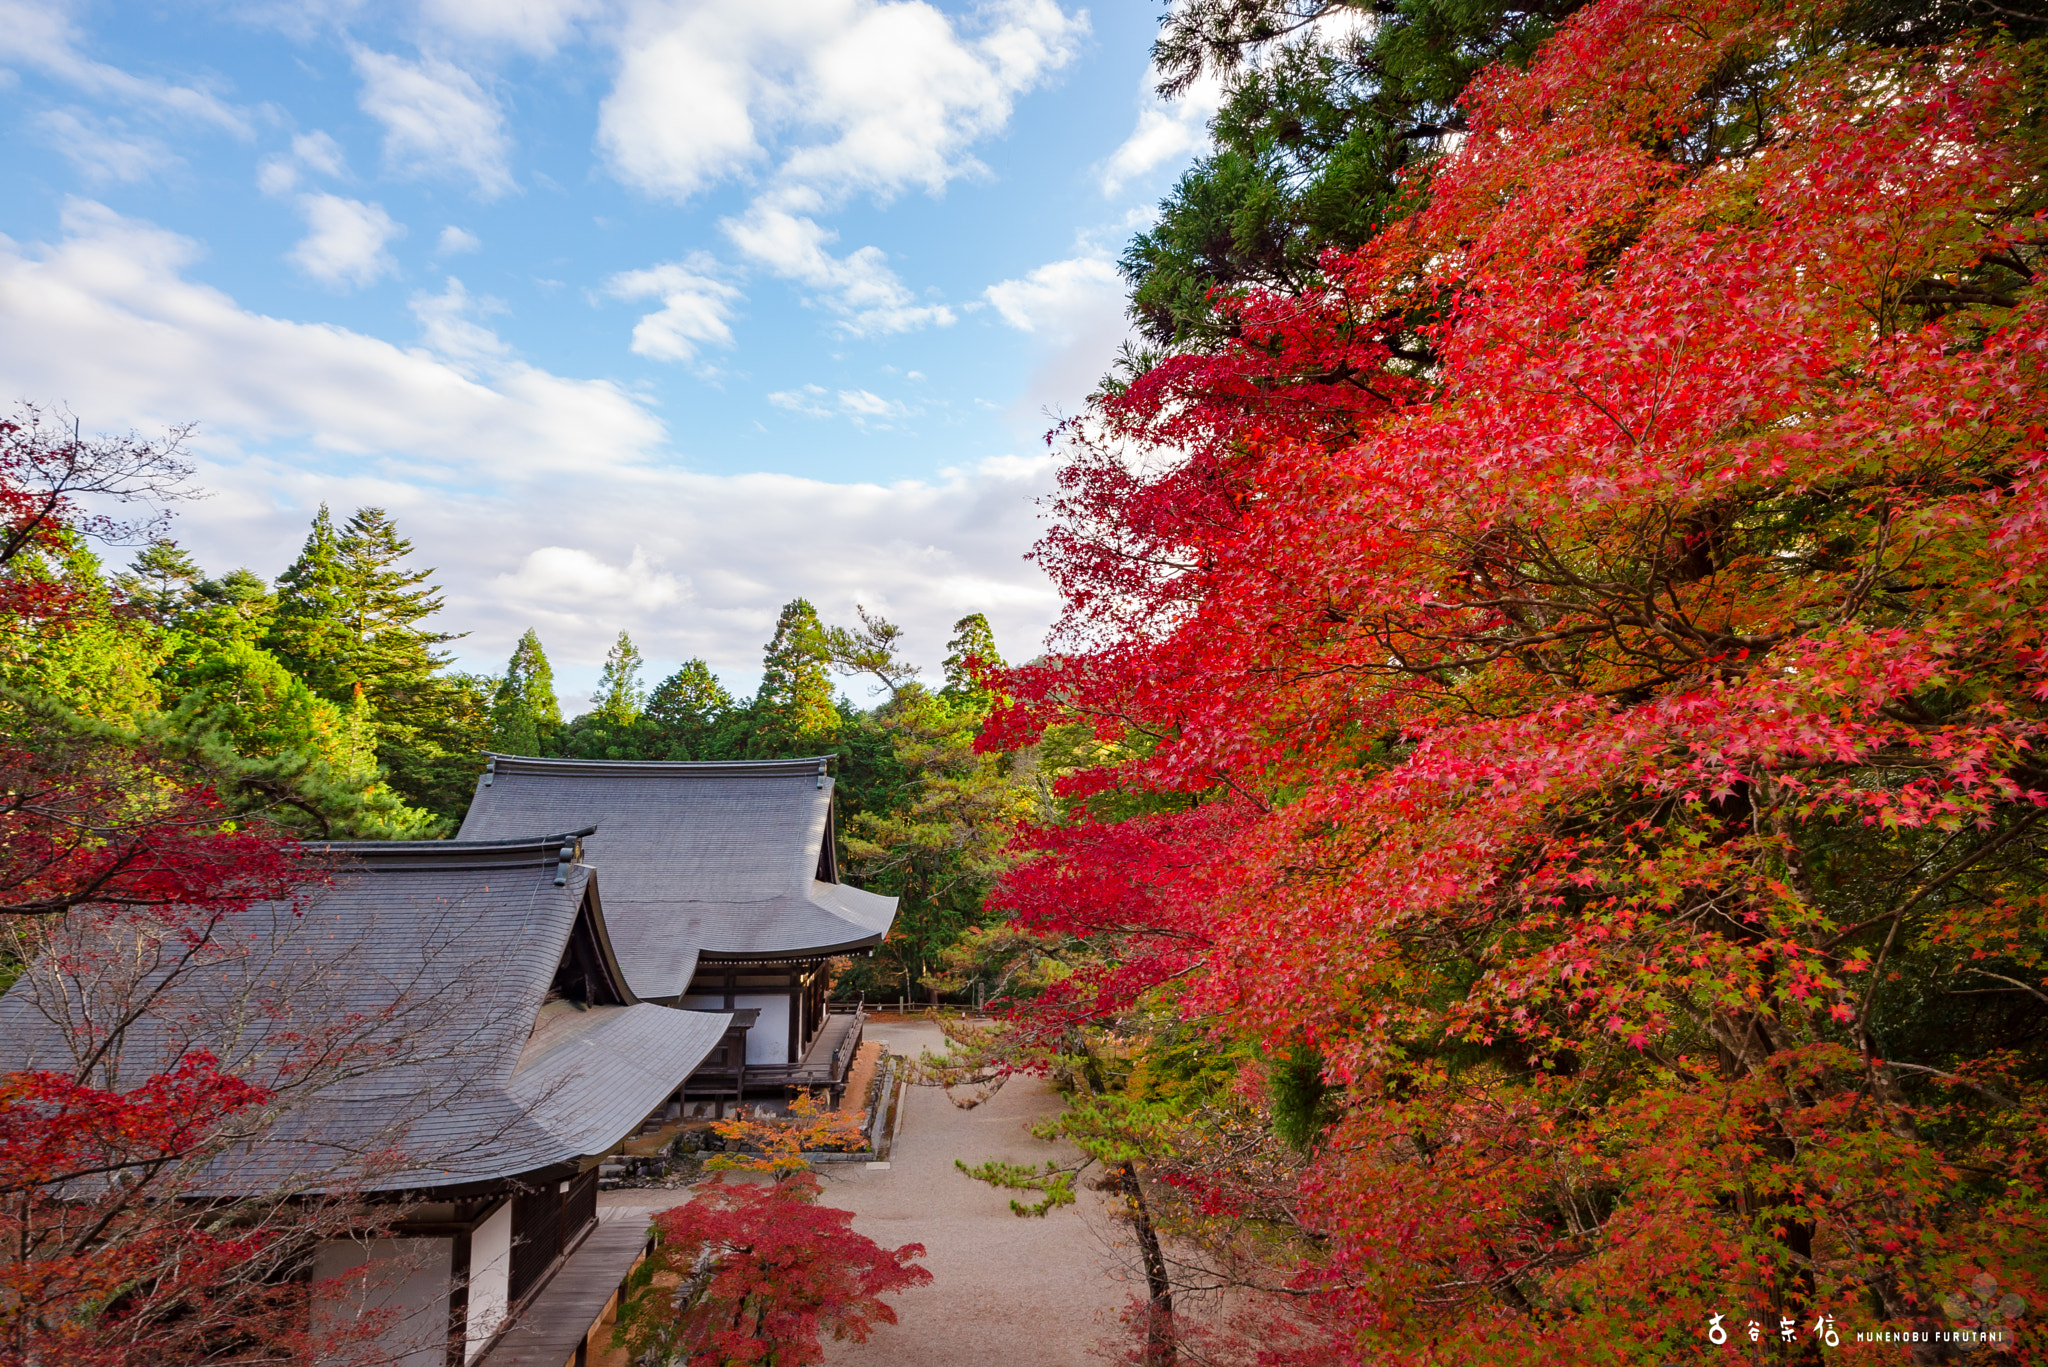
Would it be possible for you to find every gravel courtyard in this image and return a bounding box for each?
[598,1017,1135,1366]
[817,1018,1132,1365]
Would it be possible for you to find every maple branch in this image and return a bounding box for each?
[1878,1061,2017,1109]
[1960,968,2048,1007]
[1857,809,2044,1035]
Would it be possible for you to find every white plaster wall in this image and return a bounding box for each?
[310,1236,452,1367]
[465,1200,513,1361]
[735,992,791,1063]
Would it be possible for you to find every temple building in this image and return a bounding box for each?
[0,757,898,1365]
[0,832,729,1366]
[458,754,898,1107]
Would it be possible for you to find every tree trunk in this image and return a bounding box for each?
[1117,1159,1175,1366]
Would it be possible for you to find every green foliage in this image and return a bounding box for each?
[266,506,458,714]
[952,1158,1076,1217]
[938,612,1001,710]
[377,671,491,823]
[487,628,560,756]
[263,506,345,688]
[1125,0,1579,348]
[114,538,201,624]
[2,543,170,723]
[1266,1046,1336,1151]
[823,606,917,701]
[172,639,376,778]
[592,630,646,725]
[2,526,440,838]
[754,598,838,752]
[264,505,479,821]
[642,659,738,759]
[831,614,1044,1002]
[184,568,275,644]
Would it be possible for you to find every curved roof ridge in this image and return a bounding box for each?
[300,828,597,873]
[483,754,832,779]
[459,759,899,972]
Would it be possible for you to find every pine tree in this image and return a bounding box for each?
[592,631,646,726]
[823,606,917,700]
[644,659,735,759]
[1124,0,1586,348]
[834,612,1038,1003]
[176,640,379,781]
[115,539,201,624]
[186,569,275,644]
[264,506,348,693]
[753,599,836,753]
[265,505,481,820]
[266,506,458,725]
[939,613,1003,711]
[488,628,561,756]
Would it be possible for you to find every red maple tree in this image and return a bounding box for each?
[986,0,2048,1360]
[616,1174,930,1367]
[0,409,396,1364]
[616,1097,930,1366]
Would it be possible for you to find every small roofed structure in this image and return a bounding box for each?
[0,832,730,1367]
[459,755,899,1100]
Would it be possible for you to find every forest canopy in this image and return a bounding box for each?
[0,453,1032,1004]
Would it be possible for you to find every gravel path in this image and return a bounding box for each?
[596,1019,1134,1365]
[813,1019,1132,1365]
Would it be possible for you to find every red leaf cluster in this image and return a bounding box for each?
[990,0,2048,1358]
[0,411,363,1362]
[617,1174,930,1367]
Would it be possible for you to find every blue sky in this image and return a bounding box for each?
[0,0,1219,704]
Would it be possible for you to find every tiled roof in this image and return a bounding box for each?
[457,756,899,994]
[0,835,728,1193]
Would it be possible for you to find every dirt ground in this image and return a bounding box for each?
[597,1018,1138,1366]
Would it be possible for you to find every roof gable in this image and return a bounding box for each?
[456,755,898,992]
[0,832,728,1192]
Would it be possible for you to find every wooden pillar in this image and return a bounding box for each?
[787,968,799,1063]
[445,1228,471,1367]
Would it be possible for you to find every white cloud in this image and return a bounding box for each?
[418,0,600,54]
[724,195,952,336]
[836,388,899,417]
[773,0,1084,198]
[498,545,685,611]
[598,0,1086,337]
[601,257,742,364]
[0,0,250,134]
[288,193,404,289]
[291,130,349,178]
[599,0,1085,202]
[436,225,482,256]
[410,276,510,366]
[36,108,175,183]
[257,160,295,196]
[1099,65,1223,198]
[596,7,761,201]
[835,387,917,429]
[768,382,917,429]
[257,130,350,197]
[985,252,1135,426]
[353,48,513,199]
[0,200,1058,692]
[4,201,661,478]
[985,254,1121,335]
[768,383,832,417]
